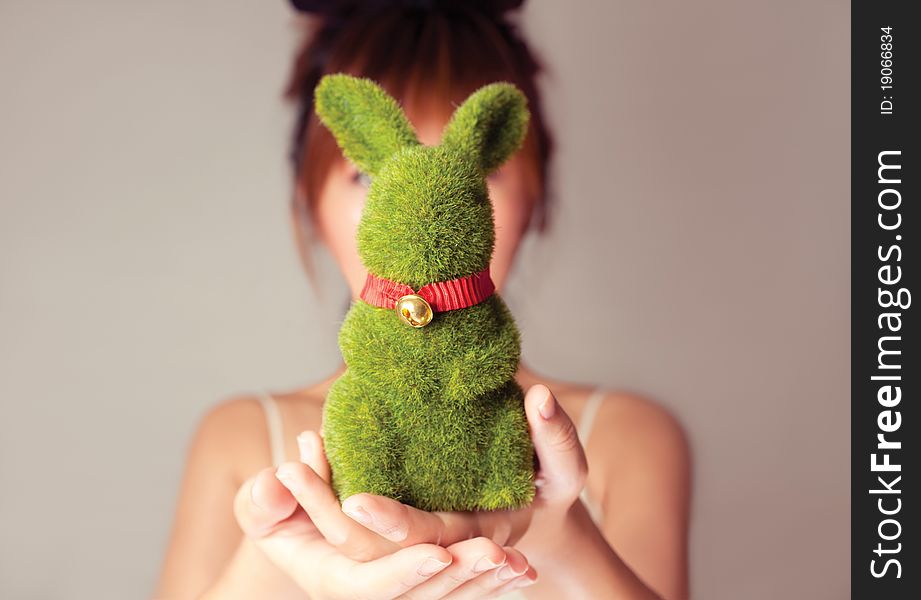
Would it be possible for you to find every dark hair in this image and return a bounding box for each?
[282,0,555,275]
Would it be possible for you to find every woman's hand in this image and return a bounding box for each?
[229,429,539,599]
[337,384,588,562]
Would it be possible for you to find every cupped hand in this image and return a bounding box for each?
[233,428,538,599]
[337,384,588,553]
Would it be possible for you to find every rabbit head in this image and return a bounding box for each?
[314,74,530,289]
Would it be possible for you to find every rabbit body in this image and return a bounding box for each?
[315,74,536,511]
[325,296,533,511]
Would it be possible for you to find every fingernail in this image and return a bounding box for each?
[473,555,504,573]
[496,564,527,581]
[250,476,269,510]
[513,575,538,588]
[344,505,373,525]
[417,556,451,576]
[296,432,314,462]
[274,465,302,494]
[538,393,556,420]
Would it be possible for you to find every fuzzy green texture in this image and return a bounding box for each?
[314,74,420,177]
[315,74,535,511]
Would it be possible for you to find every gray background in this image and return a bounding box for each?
[0,0,850,598]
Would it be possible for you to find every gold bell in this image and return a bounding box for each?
[396,294,433,328]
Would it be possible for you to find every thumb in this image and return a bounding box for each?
[233,467,299,538]
[524,384,588,506]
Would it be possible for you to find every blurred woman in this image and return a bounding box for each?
[155,1,690,598]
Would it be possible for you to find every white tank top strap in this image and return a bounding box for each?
[577,386,607,525]
[577,386,606,445]
[256,390,286,467]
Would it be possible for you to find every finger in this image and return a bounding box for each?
[442,546,536,599]
[296,430,331,483]
[233,467,299,538]
[394,536,507,599]
[341,493,487,545]
[326,543,453,600]
[341,491,530,549]
[488,565,539,597]
[274,460,394,560]
[525,384,589,505]
[341,492,455,544]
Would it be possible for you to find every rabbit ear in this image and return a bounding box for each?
[314,74,420,176]
[441,82,530,174]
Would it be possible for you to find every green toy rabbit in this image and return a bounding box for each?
[315,74,535,511]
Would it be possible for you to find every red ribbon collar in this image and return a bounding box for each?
[360,266,495,313]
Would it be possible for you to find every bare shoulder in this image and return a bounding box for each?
[588,389,691,533]
[188,383,327,483]
[187,394,275,488]
[570,385,691,495]
[598,390,690,466]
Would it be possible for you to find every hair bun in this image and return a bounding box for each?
[288,0,525,19]
[287,0,342,17]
